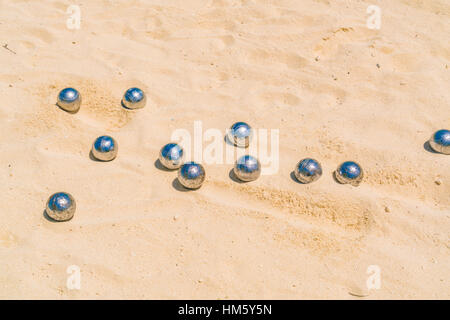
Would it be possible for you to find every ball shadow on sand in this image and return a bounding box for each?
[290,171,303,184]
[55,103,80,114]
[224,135,235,147]
[89,150,116,162]
[89,150,101,162]
[172,177,192,192]
[154,159,176,172]
[423,141,439,154]
[43,210,73,223]
[121,100,131,110]
[332,171,343,184]
[228,168,247,184]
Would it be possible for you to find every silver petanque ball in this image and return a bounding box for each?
[294,158,322,184]
[92,135,118,161]
[159,143,184,170]
[227,122,252,148]
[234,155,261,182]
[335,161,363,186]
[122,87,146,110]
[177,161,205,189]
[46,192,76,222]
[57,88,81,113]
[429,129,450,154]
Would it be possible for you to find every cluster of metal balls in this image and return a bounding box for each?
[158,122,259,189]
[292,159,363,186]
[57,87,146,113]
[158,122,367,188]
[46,87,145,222]
[46,86,450,222]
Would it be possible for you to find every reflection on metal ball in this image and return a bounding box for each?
[121,87,146,110]
[46,192,76,221]
[92,135,118,161]
[159,143,184,169]
[178,161,205,189]
[294,158,322,184]
[227,122,252,148]
[429,129,450,154]
[57,88,81,113]
[233,155,261,182]
[335,161,363,186]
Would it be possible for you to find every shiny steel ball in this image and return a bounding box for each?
[335,161,363,186]
[57,88,81,112]
[46,192,76,221]
[92,135,118,161]
[294,158,322,184]
[122,87,146,110]
[178,161,206,189]
[227,122,252,148]
[233,155,261,182]
[429,129,450,154]
[159,143,184,169]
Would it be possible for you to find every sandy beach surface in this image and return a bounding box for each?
[0,0,448,299]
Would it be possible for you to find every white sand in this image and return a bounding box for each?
[0,0,448,299]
